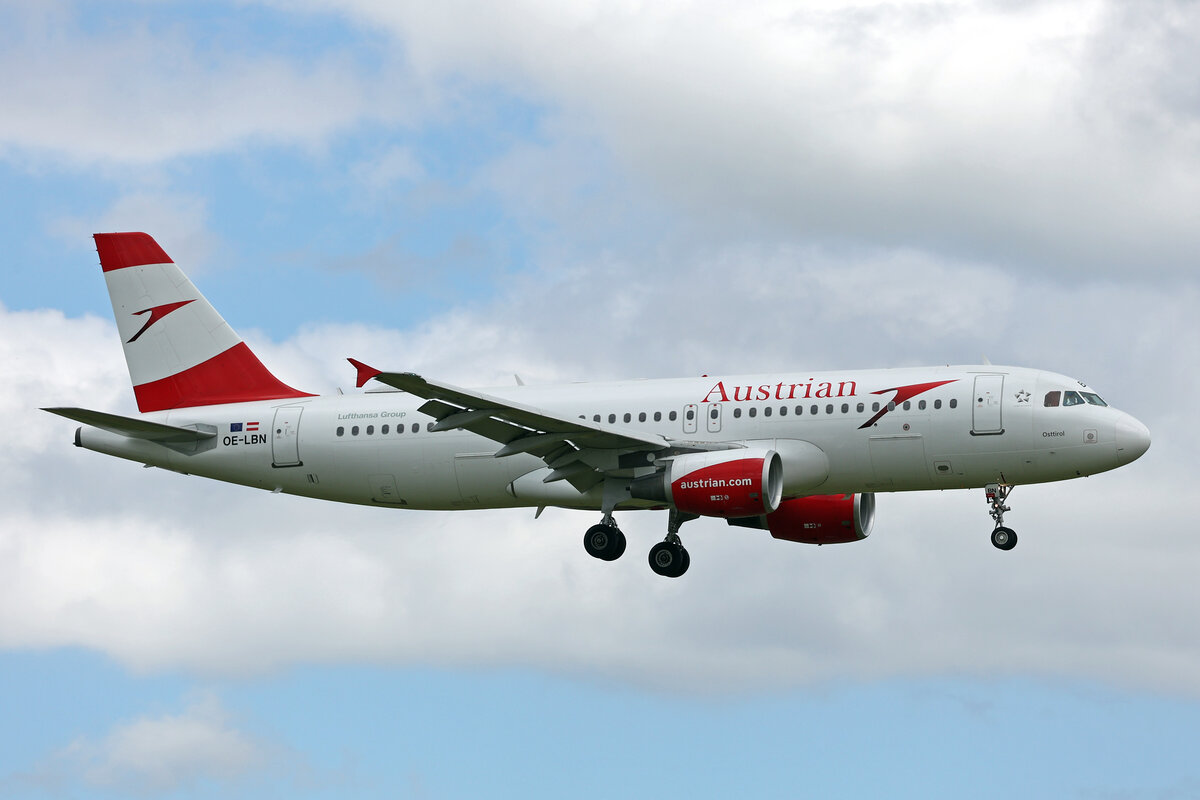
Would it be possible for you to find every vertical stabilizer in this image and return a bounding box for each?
[94,232,312,412]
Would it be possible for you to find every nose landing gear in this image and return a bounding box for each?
[985,482,1018,551]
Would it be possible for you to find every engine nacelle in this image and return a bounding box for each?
[630,449,783,518]
[766,493,875,544]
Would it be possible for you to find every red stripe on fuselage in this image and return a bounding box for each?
[132,342,313,412]
[95,232,174,271]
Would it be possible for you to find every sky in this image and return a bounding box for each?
[1,1,1199,797]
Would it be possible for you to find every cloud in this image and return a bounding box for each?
[49,191,222,275]
[1,0,1197,699]
[300,0,1200,275]
[2,258,1197,694]
[38,694,270,793]
[0,4,414,167]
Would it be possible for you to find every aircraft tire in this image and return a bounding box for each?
[991,526,1017,551]
[649,541,689,578]
[584,524,625,561]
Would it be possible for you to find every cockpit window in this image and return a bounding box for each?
[1063,390,1084,406]
[1081,392,1108,407]
[1044,391,1060,407]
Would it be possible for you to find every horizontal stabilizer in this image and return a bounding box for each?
[41,407,217,443]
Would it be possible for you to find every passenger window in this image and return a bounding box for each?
[902,401,911,411]
[887,401,896,411]
[795,406,803,415]
[639,412,647,422]
[336,426,345,437]
[1044,391,1060,407]
[826,404,834,414]
[710,407,718,419]
[669,411,677,421]
[382,424,389,434]
[623,412,632,423]
[426,423,433,431]
[654,411,662,422]
[593,414,601,422]
[810,405,818,415]
[685,409,694,421]
[857,403,864,413]
[779,406,787,416]
[934,399,942,409]
[411,423,419,433]
[749,407,757,418]
[608,413,616,423]
[352,426,360,436]
[1063,391,1084,406]
[841,403,849,413]
[949,399,958,409]
[918,400,926,410]
[764,407,772,417]
[872,402,880,412]
[733,408,742,419]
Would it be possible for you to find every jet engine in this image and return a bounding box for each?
[630,449,783,518]
[764,493,876,544]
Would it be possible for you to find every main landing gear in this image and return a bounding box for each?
[583,517,626,561]
[582,510,697,578]
[985,482,1018,551]
[648,511,697,578]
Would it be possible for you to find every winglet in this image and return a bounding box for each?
[347,358,382,389]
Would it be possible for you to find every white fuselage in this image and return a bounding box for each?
[77,365,1149,512]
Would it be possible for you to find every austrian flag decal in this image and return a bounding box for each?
[230,421,259,432]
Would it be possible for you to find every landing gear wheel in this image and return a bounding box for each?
[649,541,689,578]
[991,526,1017,551]
[584,524,626,561]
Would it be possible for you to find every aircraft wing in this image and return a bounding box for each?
[350,361,679,490]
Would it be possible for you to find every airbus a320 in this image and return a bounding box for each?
[44,233,1152,577]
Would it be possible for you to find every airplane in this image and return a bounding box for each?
[44,232,1152,577]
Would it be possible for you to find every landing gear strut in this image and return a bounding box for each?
[649,510,696,578]
[985,482,1018,551]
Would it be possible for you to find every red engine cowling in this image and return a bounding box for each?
[766,493,876,544]
[632,449,783,518]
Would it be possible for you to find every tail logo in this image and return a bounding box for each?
[127,299,196,343]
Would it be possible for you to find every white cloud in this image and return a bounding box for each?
[0,5,415,166]
[49,191,222,275]
[1,0,1197,698]
[47,694,270,793]
[296,0,1200,275]
[2,262,1197,693]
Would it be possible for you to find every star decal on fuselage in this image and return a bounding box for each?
[1015,389,1031,404]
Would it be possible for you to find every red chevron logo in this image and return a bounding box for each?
[127,299,195,343]
[858,379,958,429]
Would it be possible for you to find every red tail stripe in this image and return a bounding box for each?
[133,342,313,412]
[95,232,174,272]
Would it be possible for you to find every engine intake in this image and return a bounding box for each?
[630,449,783,518]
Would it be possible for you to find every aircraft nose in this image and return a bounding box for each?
[1115,414,1151,466]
